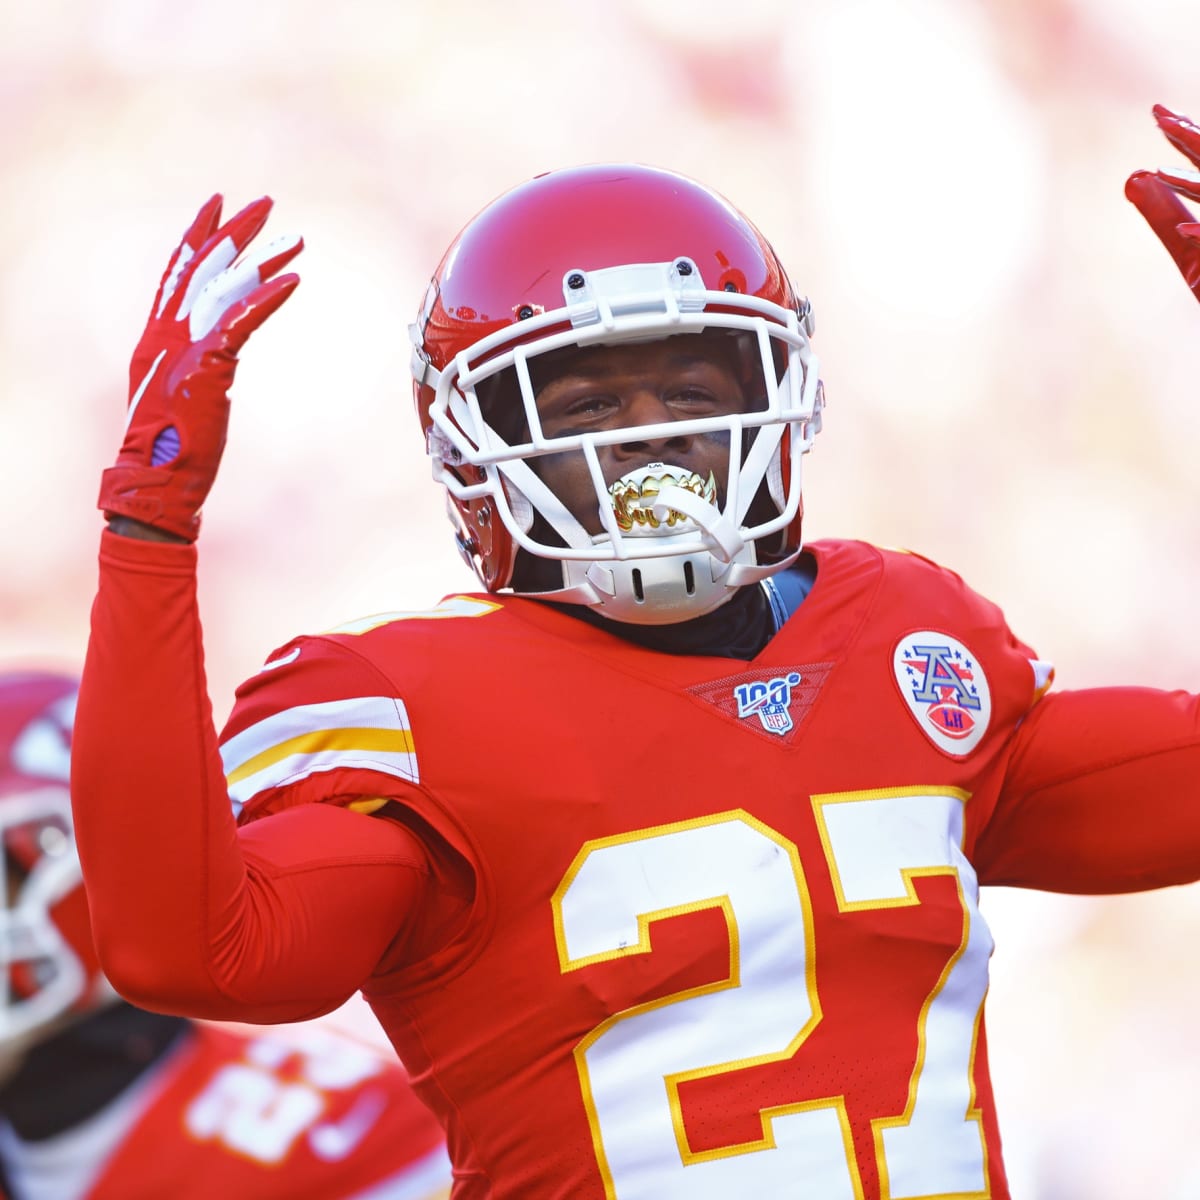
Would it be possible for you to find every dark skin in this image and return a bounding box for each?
[531,339,749,536]
[107,516,188,542]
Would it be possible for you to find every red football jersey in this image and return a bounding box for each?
[76,533,1200,1200]
[0,1021,450,1199]
[214,538,1049,1198]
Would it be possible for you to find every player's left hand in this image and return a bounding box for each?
[1126,104,1200,303]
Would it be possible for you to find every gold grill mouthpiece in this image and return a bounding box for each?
[607,468,718,533]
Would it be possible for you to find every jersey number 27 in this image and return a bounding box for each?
[553,789,991,1200]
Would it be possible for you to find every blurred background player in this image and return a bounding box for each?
[0,669,451,1200]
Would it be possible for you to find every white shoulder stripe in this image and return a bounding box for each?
[221,696,418,810]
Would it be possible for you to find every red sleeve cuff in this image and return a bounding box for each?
[99,525,198,573]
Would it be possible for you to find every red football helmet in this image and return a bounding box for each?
[410,163,823,625]
[0,671,109,1046]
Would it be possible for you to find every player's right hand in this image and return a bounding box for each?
[98,195,303,541]
[1125,104,1200,305]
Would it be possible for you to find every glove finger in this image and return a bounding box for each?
[1156,165,1200,204]
[253,232,305,283]
[207,195,274,258]
[1127,169,1193,235]
[1152,104,1200,170]
[218,274,301,356]
[177,197,276,328]
[181,193,226,252]
[152,193,224,321]
[189,233,304,339]
[1126,171,1200,296]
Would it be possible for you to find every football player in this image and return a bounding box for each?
[71,104,1200,1199]
[0,671,451,1200]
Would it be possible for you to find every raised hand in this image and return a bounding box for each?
[1126,104,1200,303]
[99,195,303,540]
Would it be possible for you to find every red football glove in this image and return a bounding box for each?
[99,195,303,540]
[1126,104,1200,303]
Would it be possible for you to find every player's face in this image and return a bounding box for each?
[530,338,749,535]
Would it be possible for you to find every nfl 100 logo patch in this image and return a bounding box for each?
[689,663,834,743]
[892,632,991,756]
[734,673,803,735]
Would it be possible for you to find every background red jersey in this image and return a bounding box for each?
[0,1021,450,1200]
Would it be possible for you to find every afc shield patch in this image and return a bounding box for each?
[893,632,991,756]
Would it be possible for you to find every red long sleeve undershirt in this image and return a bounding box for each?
[977,680,1200,892]
[72,530,433,1023]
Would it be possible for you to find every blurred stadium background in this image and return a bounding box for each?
[2,0,1199,1194]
